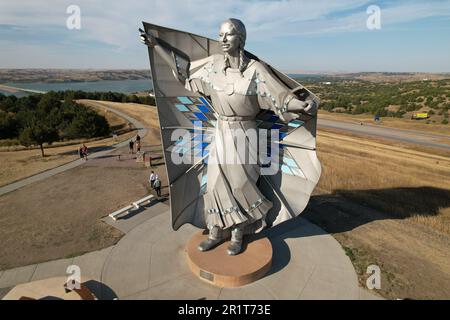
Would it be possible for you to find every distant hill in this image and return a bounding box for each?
[0,69,151,83]
[300,77,450,124]
[333,72,450,83]
[288,71,450,83]
[2,69,449,84]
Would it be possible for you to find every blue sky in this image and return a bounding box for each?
[0,0,450,72]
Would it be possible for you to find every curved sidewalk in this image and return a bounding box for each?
[0,201,382,300]
[0,106,147,197]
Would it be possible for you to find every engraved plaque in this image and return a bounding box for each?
[199,270,214,282]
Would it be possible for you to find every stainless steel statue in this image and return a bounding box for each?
[140,19,321,256]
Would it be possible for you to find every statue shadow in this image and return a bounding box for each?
[14,280,118,300]
[303,186,450,234]
[246,186,450,276]
[83,279,118,300]
[245,209,324,277]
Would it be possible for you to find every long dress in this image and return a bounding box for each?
[185,54,299,233]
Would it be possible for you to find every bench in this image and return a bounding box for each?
[132,194,155,209]
[109,195,155,221]
[109,204,134,221]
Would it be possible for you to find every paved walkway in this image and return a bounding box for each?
[0,106,147,197]
[0,201,383,300]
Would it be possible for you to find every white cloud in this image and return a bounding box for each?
[1,0,449,69]
[4,0,450,48]
[1,0,450,46]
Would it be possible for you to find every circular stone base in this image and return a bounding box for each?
[186,231,273,288]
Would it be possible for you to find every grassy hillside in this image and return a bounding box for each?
[298,78,450,125]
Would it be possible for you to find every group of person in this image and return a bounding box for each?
[128,134,141,154]
[149,170,161,197]
[78,144,88,161]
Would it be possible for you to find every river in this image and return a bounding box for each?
[0,74,321,97]
[0,79,154,97]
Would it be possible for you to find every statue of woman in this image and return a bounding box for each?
[140,18,316,255]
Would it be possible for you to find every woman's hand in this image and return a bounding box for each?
[279,112,299,122]
[287,98,317,114]
[279,98,316,122]
[139,28,157,47]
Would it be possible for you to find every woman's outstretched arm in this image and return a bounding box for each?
[139,28,190,83]
[255,62,317,122]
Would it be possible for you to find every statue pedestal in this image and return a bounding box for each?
[186,231,272,288]
[136,151,145,163]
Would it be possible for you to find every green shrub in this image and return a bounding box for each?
[1,92,111,151]
[0,112,20,139]
[64,109,110,139]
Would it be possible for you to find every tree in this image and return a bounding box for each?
[64,109,110,139]
[0,112,19,139]
[127,94,140,103]
[19,116,59,157]
[37,91,61,113]
[64,91,76,104]
[0,95,18,113]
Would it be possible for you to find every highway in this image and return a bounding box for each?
[318,118,450,151]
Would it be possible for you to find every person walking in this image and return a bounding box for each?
[81,144,88,161]
[153,176,161,197]
[129,140,134,154]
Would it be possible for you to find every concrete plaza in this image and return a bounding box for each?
[1,200,382,300]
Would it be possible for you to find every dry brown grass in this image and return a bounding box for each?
[316,130,450,234]
[0,101,138,187]
[308,128,450,299]
[78,100,159,144]
[0,100,165,270]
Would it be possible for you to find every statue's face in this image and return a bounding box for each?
[219,22,240,54]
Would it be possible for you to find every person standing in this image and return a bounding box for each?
[153,176,161,197]
[129,140,134,154]
[149,171,158,189]
[136,134,141,152]
[136,140,141,152]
